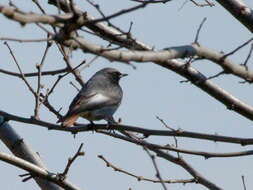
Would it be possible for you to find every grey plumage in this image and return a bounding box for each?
[60,68,127,127]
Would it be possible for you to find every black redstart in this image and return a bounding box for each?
[60,67,127,127]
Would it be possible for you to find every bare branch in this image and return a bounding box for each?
[194,17,207,43]
[97,130,253,159]
[206,71,226,80]
[0,67,70,78]
[57,44,85,87]
[143,148,168,190]
[241,43,253,70]
[0,152,83,190]
[59,143,85,180]
[222,38,253,59]
[0,4,72,25]
[242,175,247,190]
[35,40,52,119]
[60,37,253,83]
[4,41,36,96]
[216,0,253,33]
[2,109,253,146]
[131,0,172,4]
[156,116,180,157]
[98,131,223,190]
[98,155,195,184]
[0,37,50,43]
[0,117,62,190]
[32,0,46,14]
[85,2,148,25]
[190,0,215,7]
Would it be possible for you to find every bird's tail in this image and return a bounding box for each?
[60,114,79,128]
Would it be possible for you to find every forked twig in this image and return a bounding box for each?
[59,143,85,180]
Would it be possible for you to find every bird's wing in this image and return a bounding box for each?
[65,92,118,118]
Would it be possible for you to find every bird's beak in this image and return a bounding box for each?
[120,73,128,78]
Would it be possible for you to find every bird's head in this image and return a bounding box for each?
[99,68,128,83]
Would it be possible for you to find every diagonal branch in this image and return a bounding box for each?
[216,0,253,33]
[98,131,223,190]
[4,41,36,96]
[143,148,168,190]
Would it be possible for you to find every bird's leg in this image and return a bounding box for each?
[105,116,117,134]
[88,120,96,133]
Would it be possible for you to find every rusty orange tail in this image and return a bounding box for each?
[62,114,79,127]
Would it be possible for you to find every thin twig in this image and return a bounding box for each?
[0,67,70,78]
[131,0,171,4]
[143,148,168,190]
[59,143,85,179]
[40,93,63,119]
[80,55,99,71]
[190,0,215,7]
[4,42,36,96]
[86,1,147,25]
[34,40,52,119]
[47,59,85,96]
[222,38,253,59]
[98,155,195,184]
[242,175,247,190]
[194,17,207,43]
[32,0,46,14]
[156,116,180,157]
[57,44,85,87]
[206,71,226,80]
[69,81,81,92]
[86,0,135,36]
[241,43,253,70]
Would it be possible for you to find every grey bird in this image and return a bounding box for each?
[60,68,127,127]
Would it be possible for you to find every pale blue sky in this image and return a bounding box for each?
[1,0,253,190]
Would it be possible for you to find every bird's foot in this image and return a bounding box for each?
[106,121,118,134]
[88,121,96,133]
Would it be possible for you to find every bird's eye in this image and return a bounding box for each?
[115,71,121,75]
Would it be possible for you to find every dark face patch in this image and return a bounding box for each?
[106,70,122,83]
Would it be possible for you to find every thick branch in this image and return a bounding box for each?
[62,38,253,82]
[0,4,71,25]
[216,0,253,33]
[0,152,82,190]
[0,117,62,190]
